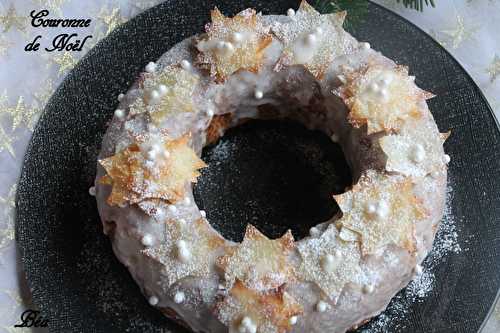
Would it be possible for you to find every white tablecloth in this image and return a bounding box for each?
[0,1,498,332]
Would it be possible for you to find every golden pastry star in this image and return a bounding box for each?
[142,218,225,288]
[272,0,348,79]
[196,7,272,81]
[99,134,206,206]
[339,65,432,134]
[215,280,303,333]
[296,224,361,300]
[334,171,426,256]
[51,51,78,76]
[98,6,125,36]
[217,225,295,291]
[0,4,27,33]
[486,54,500,82]
[143,65,200,124]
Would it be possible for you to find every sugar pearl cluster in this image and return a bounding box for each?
[367,72,393,102]
[176,239,191,263]
[238,316,257,333]
[365,200,389,220]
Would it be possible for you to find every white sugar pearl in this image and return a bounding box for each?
[177,243,191,262]
[146,149,157,161]
[366,202,377,215]
[180,59,191,70]
[88,186,96,196]
[200,210,207,218]
[309,227,320,237]
[238,317,256,333]
[331,133,339,142]
[314,26,323,35]
[431,170,440,179]
[289,316,298,325]
[380,75,393,87]
[158,84,168,95]
[321,254,335,272]
[150,90,160,102]
[117,93,125,101]
[148,296,159,306]
[163,150,170,158]
[379,88,389,101]
[141,234,154,247]
[369,82,380,93]
[414,264,423,275]
[145,61,157,73]
[411,144,426,163]
[443,154,451,164]
[316,300,328,312]
[178,218,187,224]
[254,90,263,99]
[183,197,191,205]
[114,109,125,119]
[376,200,389,219]
[334,249,342,258]
[156,208,165,219]
[223,42,235,54]
[174,291,185,304]
[287,8,295,17]
[360,42,371,50]
[230,32,243,43]
[168,205,178,214]
[363,284,375,294]
[206,108,215,117]
[305,33,317,46]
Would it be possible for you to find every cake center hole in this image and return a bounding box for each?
[193,119,352,242]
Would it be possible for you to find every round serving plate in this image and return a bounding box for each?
[16,1,500,332]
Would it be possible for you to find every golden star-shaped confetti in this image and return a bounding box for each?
[196,7,272,81]
[99,134,206,206]
[0,124,15,157]
[0,184,16,254]
[98,7,125,36]
[50,51,77,76]
[439,15,479,49]
[334,171,426,256]
[31,0,69,16]
[217,225,296,291]
[486,54,500,82]
[142,218,225,288]
[272,0,348,79]
[0,35,13,57]
[0,4,27,33]
[296,224,361,300]
[0,92,43,132]
[338,65,432,134]
[215,280,303,333]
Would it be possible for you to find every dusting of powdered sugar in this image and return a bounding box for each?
[361,181,461,332]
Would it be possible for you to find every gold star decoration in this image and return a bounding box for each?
[334,171,426,256]
[142,218,225,288]
[217,225,296,291]
[0,35,13,58]
[0,92,43,132]
[486,54,500,82]
[0,124,15,157]
[296,224,361,300]
[31,0,69,17]
[214,280,303,333]
[272,0,348,79]
[98,6,125,36]
[439,15,479,49]
[196,7,272,81]
[0,4,27,33]
[50,51,77,76]
[99,134,206,206]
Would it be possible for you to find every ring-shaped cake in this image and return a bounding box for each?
[93,2,450,332]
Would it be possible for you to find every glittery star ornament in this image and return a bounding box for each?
[272,1,349,79]
[99,134,206,206]
[51,51,78,76]
[98,7,125,36]
[196,7,272,81]
[32,0,68,16]
[0,4,27,33]
[440,15,479,50]
[143,218,225,288]
[0,35,13,57]
[334,171,426,255]
[339,65,433,134]
[217,225,296,291]
[143,65,200,124]
[215,280,303,333]
[486,54,500,82]
[296,224,361,300]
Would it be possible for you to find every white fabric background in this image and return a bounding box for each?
[0,0,498,332]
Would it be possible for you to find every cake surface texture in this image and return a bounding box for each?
[93,2,450,332]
